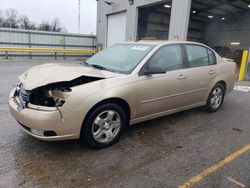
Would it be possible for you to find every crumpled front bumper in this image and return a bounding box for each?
[9,88,82,141]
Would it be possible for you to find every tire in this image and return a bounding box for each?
[206,83,225,113]
[81,103,127,149]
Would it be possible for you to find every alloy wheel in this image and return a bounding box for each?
[210,87,223,109]
[92,110,121,143]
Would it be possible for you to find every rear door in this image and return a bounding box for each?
[184,44,217,104]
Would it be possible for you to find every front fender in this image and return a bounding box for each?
[62,76,139,122]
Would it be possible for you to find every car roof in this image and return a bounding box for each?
[123,40,207,46]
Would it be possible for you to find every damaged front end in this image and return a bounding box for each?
[28,85,70,108]
[14,84,70,110]
[13,76,103,112]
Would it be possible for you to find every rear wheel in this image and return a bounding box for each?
[206,83,225,112]
[81,103,126,149]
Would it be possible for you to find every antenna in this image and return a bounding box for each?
[78,0,81,33]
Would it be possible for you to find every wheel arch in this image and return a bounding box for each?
[206,80,226,112]
[217,80,227,91]
[206,79,227,102]
[80,97,131,137]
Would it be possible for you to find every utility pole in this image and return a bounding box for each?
[78,0,81,33]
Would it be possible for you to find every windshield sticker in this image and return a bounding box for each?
[132,46,149,51]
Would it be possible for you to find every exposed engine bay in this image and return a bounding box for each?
[16,76,104,108]
[29,86,70,107]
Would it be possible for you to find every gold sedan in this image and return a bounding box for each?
[9,41,236,148]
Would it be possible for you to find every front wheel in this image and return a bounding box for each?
[206,83,225,112]
[81,103,127,149]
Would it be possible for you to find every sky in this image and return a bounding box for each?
[0,0,97,34]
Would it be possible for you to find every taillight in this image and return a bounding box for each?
[234,63,238,75]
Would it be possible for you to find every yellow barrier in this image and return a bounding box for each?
[0,47,96,59]
[98,46,102,52]
[0,47,96,54]
[238,50,249,81]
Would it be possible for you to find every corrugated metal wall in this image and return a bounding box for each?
[0,28,96,59]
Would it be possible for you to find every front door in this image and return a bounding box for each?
[138,44,188,117]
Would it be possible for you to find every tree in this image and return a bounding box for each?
[51,18,62,32]
[0,8,66,32]
[38,18,63,32]
[4,9,19,28]
[38,21,52,31]
[19,15,36,30]
[60,26,68,33]
[0,10,4,27]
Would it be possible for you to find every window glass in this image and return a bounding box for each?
[148,45,183,71]
[186,45,209,68]
[208,49,216,65]
[86,44,154,74]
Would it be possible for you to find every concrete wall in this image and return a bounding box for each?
[203,11,250,50]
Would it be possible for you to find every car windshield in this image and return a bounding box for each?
[85,43,155,74]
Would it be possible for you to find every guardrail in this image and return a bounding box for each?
[0,47,96,59]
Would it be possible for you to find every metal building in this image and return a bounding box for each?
[96,0,191,47]
[97,0,250,50]
[97,0,250,79]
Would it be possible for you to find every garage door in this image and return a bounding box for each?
[137,3,171,40]
[187,0,249,67]
[107,12,127,47]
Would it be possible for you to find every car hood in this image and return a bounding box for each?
[19,63,123,90]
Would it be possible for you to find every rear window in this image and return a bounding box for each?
[186,45,216,68]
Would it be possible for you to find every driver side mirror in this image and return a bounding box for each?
[143,66,166,75]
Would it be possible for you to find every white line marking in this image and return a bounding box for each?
[227,177,245,188]
[234,86,250,92]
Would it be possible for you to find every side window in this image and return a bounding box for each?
[186,45,209,68]
[207,49,216,65]
[148,45,183,72]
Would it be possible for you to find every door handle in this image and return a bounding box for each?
[177,74,187,80]
[208,70,216,75]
